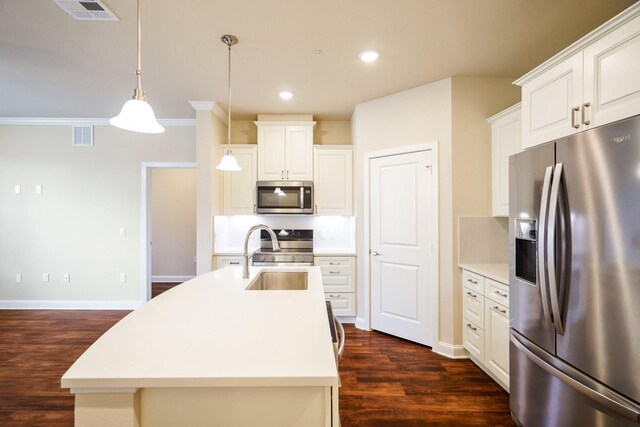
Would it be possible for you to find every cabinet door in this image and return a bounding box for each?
[257,126,286,180]
[583,14,640,128]
[313,147,353,215]
[214,256,243,270]
[223,146,257,215]
[485,302,510,389]
[491,107,521,217]
[521,52,583,149]
[284,126,313,180]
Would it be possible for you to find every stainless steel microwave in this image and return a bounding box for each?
[256,181,313,214]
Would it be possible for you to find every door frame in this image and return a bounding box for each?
[362,142,439,346]
[140,162,197,302]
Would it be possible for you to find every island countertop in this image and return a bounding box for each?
[61,266,338,391]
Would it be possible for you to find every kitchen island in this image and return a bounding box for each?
[61,266,339,427]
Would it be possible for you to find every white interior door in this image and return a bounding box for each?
[370,150,434,346]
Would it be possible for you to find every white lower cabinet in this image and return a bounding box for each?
[461,269,510,391]
[315,256,356,316]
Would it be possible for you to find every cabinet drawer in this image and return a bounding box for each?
[463,319,485,362]
[326,293,356,316]
[462,270,485,295]
[463,289,484,327]
[485,279,509,307]
[486,301,509,319]
[320,273,354,292]
[215,256,243,270]
[314,257,354,268]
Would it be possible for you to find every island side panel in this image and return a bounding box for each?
[75,391,141,427]
[141,386,331,427]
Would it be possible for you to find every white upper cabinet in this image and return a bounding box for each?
[222,145,257,215]
[255,121,315,181]
[517,5,640,149]
[313,146,353,215]
[488,104,521,217]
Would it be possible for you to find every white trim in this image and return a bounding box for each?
[514,3,640,86]
[336,316,356,324]
[487,102,522,123]
[0,300,142,310]
[432,341,469,359]
[151,275,194,283]
[188,101,227,124]
[0,117,195,126]
[354,316,369,331]
[253,120,317,127]
[140,162,197,302]
[363,142,439,348]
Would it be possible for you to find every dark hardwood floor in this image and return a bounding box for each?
[151,282,181,298]
[0,309,513,426]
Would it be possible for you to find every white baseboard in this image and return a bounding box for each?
[355,316,369,331]
[0,300,144,310]
[432,341,469,359]
[337,316,356,324]
[151,275,194,283]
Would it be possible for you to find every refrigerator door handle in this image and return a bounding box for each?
[538,166,554,331]
[547,162,565,335]
[511,331,640,423]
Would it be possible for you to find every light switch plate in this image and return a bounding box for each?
[119,273,127,283]
[119,227,126,238]
[42,273,49,282]
[63,273,70,282]
[35,185,42,194]
[14,185,21,194]
[15,274,22,283]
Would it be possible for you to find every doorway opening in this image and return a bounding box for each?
[140,162,196,301]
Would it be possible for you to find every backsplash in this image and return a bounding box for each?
[458,216,509,264]
[213,215,356,252]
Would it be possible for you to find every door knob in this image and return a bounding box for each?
[371,250,380,256]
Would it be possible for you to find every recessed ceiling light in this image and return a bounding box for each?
[279,91,293,100]
[359,50,379,63]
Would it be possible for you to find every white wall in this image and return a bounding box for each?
[351,78,454,350]
[0,124,195,308]
[151,168,197,282]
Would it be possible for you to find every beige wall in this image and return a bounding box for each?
[450,76,520,344]
[0,124,195,307]
[151,168,197,280]
[351,76,520,353]
[351,78,455,351]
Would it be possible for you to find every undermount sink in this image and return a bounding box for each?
[246,271,308,291]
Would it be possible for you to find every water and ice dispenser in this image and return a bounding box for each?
[514,219,537,284]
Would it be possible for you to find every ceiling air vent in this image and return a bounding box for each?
[52,0,118,21]
[72,125,93,147]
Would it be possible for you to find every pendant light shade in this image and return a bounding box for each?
[216,149,242,171]
[110,99,164,133]
[216,34,241,172]
[110,0,164,134]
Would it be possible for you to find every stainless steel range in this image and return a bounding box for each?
[251,229,314,266]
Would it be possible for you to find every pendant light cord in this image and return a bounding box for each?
[134,0,144,100]
[227,40,232,147]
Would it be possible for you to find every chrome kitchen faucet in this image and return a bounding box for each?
[243,225,280,278]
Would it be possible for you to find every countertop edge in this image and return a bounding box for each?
[459,263,509,285]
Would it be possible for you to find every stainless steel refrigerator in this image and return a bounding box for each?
[509,115,640,426]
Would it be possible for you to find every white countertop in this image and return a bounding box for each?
[459,263,509,284]
[213,248,356,257]
[61,266,338,390]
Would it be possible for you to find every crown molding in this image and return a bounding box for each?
[189,101,227,124]
[0,117,195,126]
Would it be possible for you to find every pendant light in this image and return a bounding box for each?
[109,0,164,134]
[216,35,241,171]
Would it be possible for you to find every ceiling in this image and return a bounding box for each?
[0,0,636,120]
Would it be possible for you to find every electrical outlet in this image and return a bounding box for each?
[14,185,21,194]
[63,273,70,282]
[119,227,126,238]
[35,185,42,194]
[15,274,22,283]
[42,273,49,282]
[119,273,127,283]
[193,256,197,263]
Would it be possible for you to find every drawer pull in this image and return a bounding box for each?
[492,306,507,315]
[467,278,478,285]
[328,294,341,298]
[466,323,477,332]
[493,290,508,298]
[229,261,240,265]
[571,106,580,129]
[329,270,340,275]
[329,262,341,266]
[466,291,477,299]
